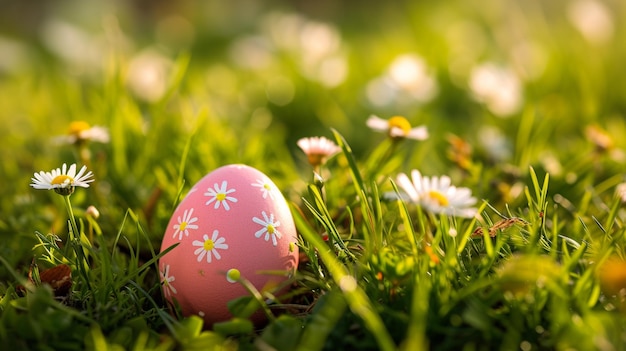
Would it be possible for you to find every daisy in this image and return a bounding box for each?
[366,115,428,140]
[172,208,199,240]
[204,181,238,210]
[297,136,342,167]
[252,179,275,200]
[395,169,477,218]
[252,211,282,246]
[160,264,177,299]
[30,163,94,196]
[54,121,110,145]
[192,230,228,263]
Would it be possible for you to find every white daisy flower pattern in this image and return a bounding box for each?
[204,181,238,210]
[160,264,177,298]
[395,170,477,218]
[30,163,94,195]
[172,208,199,240]
[252,179,275,200]
[192,230,229,263]
[252,211,282,246]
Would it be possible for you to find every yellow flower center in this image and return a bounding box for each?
[267,224,276,234]
[427,190,449,207]
[179,222,187,231]
[203,239,214,251]
[51,175,74,186]
[263,183,271,190]
[216,193,226,201]
[68,121,91,136]
[388,116,411,135]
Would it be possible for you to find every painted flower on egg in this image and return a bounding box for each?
[172,208,199,240]
[160,264,177,299]
[192,230,228,263]
[253,211,282,246]
[252,179,275,200]
[204,180,238,210]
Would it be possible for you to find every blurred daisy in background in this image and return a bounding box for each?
[259,12,348,88]
[40,19,105,76]
[366,53,438,107]
[54,121,110,145]
[126,49,173,103]
[567,0,614,45]
[367,115,428,141]
[469,62,523,117]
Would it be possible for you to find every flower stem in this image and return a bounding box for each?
[62,195,92,291]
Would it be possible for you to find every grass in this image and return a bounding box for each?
[2,0,626,350]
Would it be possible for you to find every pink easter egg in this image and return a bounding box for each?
[159,164,299,327]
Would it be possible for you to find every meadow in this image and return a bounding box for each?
[1,0,626,350]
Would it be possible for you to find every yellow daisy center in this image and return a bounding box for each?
[203,239,215,251]
[388,116,411,135]
[263,183,271,190]
[68,121,91,135]
[51,175,74,185]
[427,190,449,207]
[179,222,187,231]
[267,224,276,234]
[216,193,226,201]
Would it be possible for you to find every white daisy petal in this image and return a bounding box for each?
[75,165,87,180]
[67,164,77,178]
[396,173,419,202]
[439,176,451,190]
[410,170,424,193]
[407,126,429,140]
[366,115,389,132]
[389,127,407,138]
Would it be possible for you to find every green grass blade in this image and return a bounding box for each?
[291,204,396,351]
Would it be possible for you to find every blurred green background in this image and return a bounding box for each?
[3,0,626,149]
[1,0,626,279]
